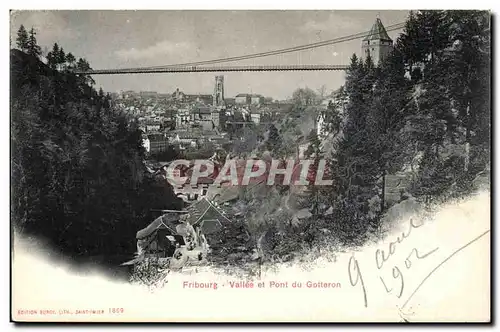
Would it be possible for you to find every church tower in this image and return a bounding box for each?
[213,75,225,107]
[361,17,393,65]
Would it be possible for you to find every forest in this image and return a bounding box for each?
[237,10,491,256]
[11,25,181,259]
[323,10,491,242]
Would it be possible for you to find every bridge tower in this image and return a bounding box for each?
[361,17,393,66]
[213,75,225,107]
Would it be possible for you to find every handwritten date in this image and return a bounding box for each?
[348,217,439,306]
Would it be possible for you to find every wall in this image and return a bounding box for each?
[361,39,393,65]
[235,96,248,104]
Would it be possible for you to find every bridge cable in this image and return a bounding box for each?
[116,22,406,70]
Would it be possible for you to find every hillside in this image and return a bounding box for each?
[11,47,181,259]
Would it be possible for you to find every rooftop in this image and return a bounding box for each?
[363,18,393,42]
[171,130,203,139]
[235,93,264,98]
[193,106,213,114]
[144,120,162,125]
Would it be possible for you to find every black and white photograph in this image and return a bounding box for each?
[9,9,491,323]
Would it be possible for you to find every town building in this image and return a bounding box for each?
[145,120,161,132]
[235,93,251,105]
[191,106,220,131]
[316,88,347,137]
[193,106,215,131]
[361,17,394,65]
[176,108,191,129]
[142,134,150,153]
[250,94,264,105]
[172,88,186,102]
[250,112,261,124]
[224,98,236,106]
[187,94,213,105]
[147,133,171,155]
[172,88,213,105]
[140,91,158,98]
[169,130,203,149]
[123,90,138,98]
[213,76,225,106]
[235,93,265,105]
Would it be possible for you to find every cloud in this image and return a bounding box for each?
[299,13,360,33]
[10,11,79,43]
[114,40,193,61]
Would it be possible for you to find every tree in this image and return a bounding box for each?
[58,47,66,70]
[292,87,317,106]
[46,43,60,70]
[66,52,76,69]
[76,57,95,86]
[26,27,42,58]
[11,46,183,257]
[369,49,411,211]
[392,10,490,203]
[396,11,421,73]
[416,10,451,65]
[233,126,258,155]
[321,94,344,138]
[305,129,325,214]
[397,10,450,77]
[46,43,69,71]
[317,84,328,99]
[16,25,29,51]
[266,124,281,152]
[329,53,379,227]
[442,10,490,172]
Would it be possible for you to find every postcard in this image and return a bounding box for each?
[10,9,491,323]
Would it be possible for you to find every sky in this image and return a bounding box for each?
[10,10,409,100]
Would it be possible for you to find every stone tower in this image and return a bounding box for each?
[213,75,224,107]
[361,18,393,66]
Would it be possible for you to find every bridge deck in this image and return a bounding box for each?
[225,121,271,125]
[73,64,349,75]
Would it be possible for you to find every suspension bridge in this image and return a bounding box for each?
[73,21,406,75]
[78,64,350,75]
